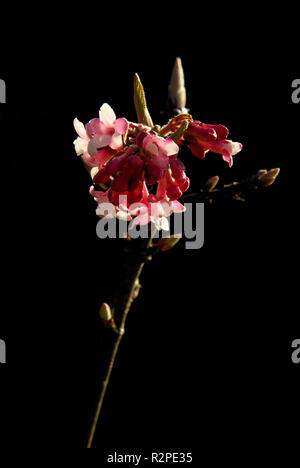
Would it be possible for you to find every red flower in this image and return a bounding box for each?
[183,120,242,167]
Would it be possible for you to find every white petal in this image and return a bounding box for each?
[116,211,132,221]
[230,141,243,155]
[110,133,123,150]
[73,118,87,139]
[99,103,116,126]
[90,167,99,180]
[73,137,88,156]
[163,140,179,156]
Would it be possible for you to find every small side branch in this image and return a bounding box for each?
[182,169,280,203]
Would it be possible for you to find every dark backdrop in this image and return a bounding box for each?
[0,17,299,460]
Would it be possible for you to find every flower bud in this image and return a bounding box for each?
[257,168,280,187]
[256,169,267,176]
[156,235,182,252]
[99,302,112,322]
[133,73,153,127]
[168,57,187,111]
[204,175,219,192]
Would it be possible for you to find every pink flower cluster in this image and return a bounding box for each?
[74,104,243,228]
[182,121,242,168]
[74,103,188,228]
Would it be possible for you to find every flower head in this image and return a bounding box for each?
[73,103,128,168]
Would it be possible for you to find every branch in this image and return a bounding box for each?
[182,168,280,203]
[86,237,153,448]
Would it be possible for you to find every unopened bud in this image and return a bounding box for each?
[99,302,112,322]
[168,57,187,111]
[157,235,182,252]
[257,168,280,187]
[204,175,219,192]
[256,169,267,176]
[133,73,153,127]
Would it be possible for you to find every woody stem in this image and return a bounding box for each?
[86,237,153,448]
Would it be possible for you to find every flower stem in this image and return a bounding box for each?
[86,333,122,448]
[86,237,152,448]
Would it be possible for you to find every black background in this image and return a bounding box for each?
[0,11,299,461]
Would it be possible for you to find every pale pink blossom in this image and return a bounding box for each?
[73,117,115,168]
[86,103,129,151]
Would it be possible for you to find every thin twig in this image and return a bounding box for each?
[86,237,153,448]
[182,173,265,203]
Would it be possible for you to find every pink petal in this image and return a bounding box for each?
[169,156,186,183]
[145,163,165,185]
[206,140,242,166]
[149,175,167,202]
[186,121,217,143]
[86,118,102,138]
[189,143,207,159]
[93,171,110,185]
[128,203,149,217]
[205,124,229,140]
[127,182,144,204]
[161,138,179,156]
[230,141,243,155]
[94,147,116,167]
[81,152,99,167]
[103,152,129,176]
[172,200,186,213]
[144,137,159,156]
[140,182,149,203]
[89,186,110,202]
[131,212,150,227]
[114,117,129,135]
[136,131,148,148]
[222,153,233,167]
